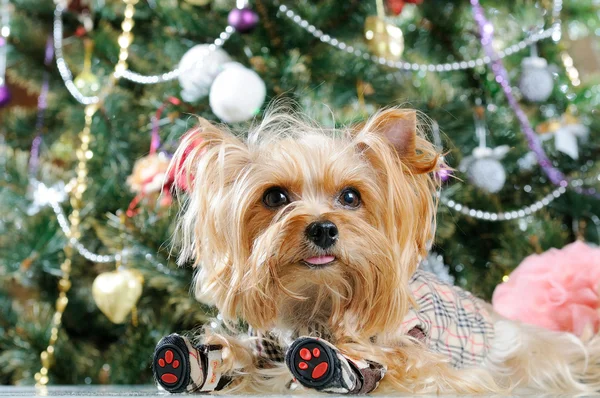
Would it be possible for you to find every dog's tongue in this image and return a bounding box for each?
[304,255,335,265]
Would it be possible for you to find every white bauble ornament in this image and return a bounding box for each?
[178,45,232,102]
[519,56,554,102]
[209,62,266,123]
[459,146,509,194]
[468,157,506,193]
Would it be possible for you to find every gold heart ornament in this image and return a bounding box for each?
[92,269,144,324]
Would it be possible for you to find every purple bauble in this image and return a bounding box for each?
[0,85,11,108]
[436,166,453,182]
[228,7,259,33]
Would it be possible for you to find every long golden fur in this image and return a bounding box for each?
[170,106,600,394]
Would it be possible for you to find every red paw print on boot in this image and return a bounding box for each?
[287,338,335,388]
[155,348,182,385]
[298,347,329,379]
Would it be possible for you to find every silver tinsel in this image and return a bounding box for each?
[420,252,455,285]
[519,56,554,103]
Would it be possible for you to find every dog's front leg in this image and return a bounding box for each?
[153,331,261,394]
[285,337,386,394]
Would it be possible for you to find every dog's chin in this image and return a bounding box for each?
[300,255,337,269]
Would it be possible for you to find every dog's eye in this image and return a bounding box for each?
[263,187,290,208]
[339,188,361,208]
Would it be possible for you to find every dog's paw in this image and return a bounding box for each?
[286,337,336,388]
[152,334,191,393]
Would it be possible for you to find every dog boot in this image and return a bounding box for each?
[152,333,229,393]
[285,336,386,394]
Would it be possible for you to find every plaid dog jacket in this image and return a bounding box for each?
[401,270,494,368]
[252,270,494,370]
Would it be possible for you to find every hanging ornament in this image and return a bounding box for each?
[537,111,589,160]
[209,62,266,123]
[92,268,144,324]
[127,153,171,193]
[460,147,508,193]
[73,38,100,97]
[126,97,183,216]
[364,0,404,61]
[459,105,509,193]
[27,180,68,216]
[228,0,259,33]
[519,45,554,103]
[0,0,11,108]
[178,44,232,102]
[420,252,454,285]
[93,213,143,325]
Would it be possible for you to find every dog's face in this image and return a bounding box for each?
[173,109,439,339]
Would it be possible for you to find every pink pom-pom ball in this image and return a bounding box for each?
[492,241,600,336]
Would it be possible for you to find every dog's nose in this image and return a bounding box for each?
[305,221,338,249]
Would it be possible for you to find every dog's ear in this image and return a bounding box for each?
[354,108,438,175]
[352,108,440,285]
[171,118,249,266]
[370,108,417,158]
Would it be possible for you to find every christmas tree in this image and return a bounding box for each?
[1,0,599,385]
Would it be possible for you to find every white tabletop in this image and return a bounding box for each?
[0,385,531,397]
[0,385,308,397]
[0,386,167,397]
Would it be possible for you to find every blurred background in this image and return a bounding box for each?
[1,0,599,386]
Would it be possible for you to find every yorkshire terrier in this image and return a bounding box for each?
[152,108,600,394]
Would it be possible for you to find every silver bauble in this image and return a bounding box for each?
[519,56,554,102]
[467,157,506,193]
[178,45,232,102]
